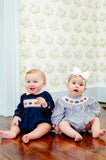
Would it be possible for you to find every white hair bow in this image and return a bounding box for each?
[71,67,90,80]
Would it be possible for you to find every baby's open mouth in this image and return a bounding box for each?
[74,89,78,92]
[30,88,35,91]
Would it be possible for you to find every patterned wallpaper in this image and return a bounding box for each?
[19,0,106,94]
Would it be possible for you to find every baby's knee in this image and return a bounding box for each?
[44,123,51,130]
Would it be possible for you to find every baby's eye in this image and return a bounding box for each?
[27,81,30,83]
[80,84,83,86]
[34,81,37,83]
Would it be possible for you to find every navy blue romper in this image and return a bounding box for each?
[14,91,55,133]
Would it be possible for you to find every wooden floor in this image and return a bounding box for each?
[0,103,106,160]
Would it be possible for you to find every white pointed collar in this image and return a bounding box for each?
[26,89,44,96]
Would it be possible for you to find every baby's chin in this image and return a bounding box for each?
[71,92,81,97]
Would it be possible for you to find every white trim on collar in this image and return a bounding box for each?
[26,89,44,96]
[62,95,88,105]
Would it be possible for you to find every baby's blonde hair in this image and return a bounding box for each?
[26,69,46,82]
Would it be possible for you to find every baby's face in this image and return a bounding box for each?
[25,73,45,94]
[67,75,86,97]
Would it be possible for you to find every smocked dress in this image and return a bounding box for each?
[14,91,54,133]
[51,95,100,132]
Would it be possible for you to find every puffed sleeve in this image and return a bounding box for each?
[51,98,65,125]
[87,97,100,117]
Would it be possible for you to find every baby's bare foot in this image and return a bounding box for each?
[75,134,83,142]
[0,131,16,138]
[22,135,29,143]
[92,129,106,138]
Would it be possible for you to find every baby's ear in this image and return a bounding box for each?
[66,83,69,89]
[84,87,87,91]
[66,83,68,88]
[43,81,46,86]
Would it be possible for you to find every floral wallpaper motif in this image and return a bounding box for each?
[19,0,106,94]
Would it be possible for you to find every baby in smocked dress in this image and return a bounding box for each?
[0,69,54,143]
[51,67,106,141]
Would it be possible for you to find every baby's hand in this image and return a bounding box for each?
[37,97,47,108]
[54,124,60,132]
[11,116,21,127]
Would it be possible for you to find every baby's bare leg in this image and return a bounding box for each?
[22,122,51,143]
[59,120,82,142]
[0,125,20,139]
[91,117,106,138]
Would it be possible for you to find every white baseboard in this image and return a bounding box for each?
[97,87,106,103]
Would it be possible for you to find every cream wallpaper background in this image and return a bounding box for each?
[19,0,106,94]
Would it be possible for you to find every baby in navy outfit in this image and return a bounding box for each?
[0,69,54,143]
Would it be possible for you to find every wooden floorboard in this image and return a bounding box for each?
[0,103,106,160]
